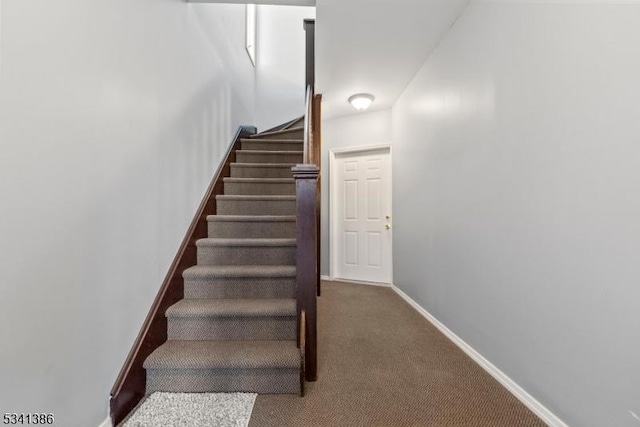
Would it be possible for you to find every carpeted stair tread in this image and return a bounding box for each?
[238,150,303,156]
[231,163,297,168]
[182,265,296,299]
[223,178,295,183]
[240,140,303,152]
[229,163,297,179]
[196,238,296,265]
[144,340,300,370]
[251,126,304,136]
[217,195,296,201]
[207,215,296,239]
[207,215,295,222]
[285,117,304,128]
[240,139,303,143]
[183,265,296,279]
[166,298,296,318]
[235,151,303,164]
[249,127,304,139]
[196,238,296,247]
[223,178,296,196]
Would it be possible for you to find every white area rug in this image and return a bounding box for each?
[122,393,257,427]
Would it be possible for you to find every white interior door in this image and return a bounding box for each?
[333,147,392,284]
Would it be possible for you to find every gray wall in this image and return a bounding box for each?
[392,2,640,426]
[0,1,301,425]
[255,5,316,131]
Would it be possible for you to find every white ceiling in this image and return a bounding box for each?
[316,0,471,119]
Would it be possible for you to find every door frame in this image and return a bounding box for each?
[328,144,393,286]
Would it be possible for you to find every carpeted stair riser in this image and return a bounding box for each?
[241,139,303,152]
[168,317,296,341]
[146,368,300,394]
[288,117,305,129]
[184,276,296,299]
[230,164,296,179]
[196,239,296,266]
[249,128,304,141]
[144,340,301,394]
[223,178,295,196]
[236,151,303,164]
[216,196,296,216]
[182,265,296,299]
[208,216,296,238]
[166,299,296,341]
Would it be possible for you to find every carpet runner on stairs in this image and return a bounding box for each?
[143,126,304,395]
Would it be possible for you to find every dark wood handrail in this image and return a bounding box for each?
[303,85,312,164]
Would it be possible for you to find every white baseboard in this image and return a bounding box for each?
[320,275,331,281]
[98,416,112,427]
[390,284,568,427]
[326,277,391,287]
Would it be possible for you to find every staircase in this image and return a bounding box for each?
[143,123,306,396]
[111,21,321,425]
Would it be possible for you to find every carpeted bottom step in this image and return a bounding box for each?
[144,340,300,394]
[182,265,296,299]
[166,298,296,340]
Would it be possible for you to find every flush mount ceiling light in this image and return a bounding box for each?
[348,93,375,111]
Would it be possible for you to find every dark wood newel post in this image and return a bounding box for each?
[293,164,319,382]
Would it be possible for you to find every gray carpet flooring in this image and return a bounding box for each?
[122,393,256,427]
[249,281,545,427]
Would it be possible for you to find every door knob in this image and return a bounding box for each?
[385,224,391,230]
